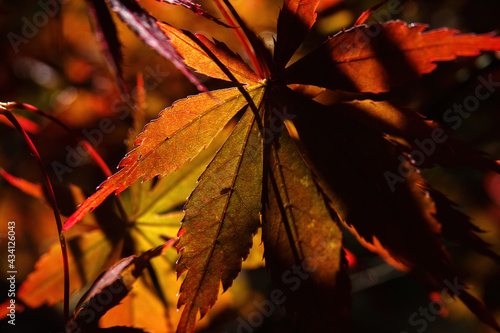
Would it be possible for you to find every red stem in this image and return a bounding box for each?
[0,110,70,324]
[14,103,112,177]
[213,0,265,79]
[5,102,130,223]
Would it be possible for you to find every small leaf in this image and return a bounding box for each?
[274,0,320,71]
[71,243,173,332]
[283,21,500,93]
[176,106,264,332]
[354,0,387,26]
[99,276,171,332]
[132,222,183,332]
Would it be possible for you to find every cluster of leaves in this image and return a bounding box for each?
[2,0,500,332]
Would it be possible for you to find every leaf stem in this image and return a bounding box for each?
[0,109,70,324]
[4,102,130,224]
[213,0,266,79]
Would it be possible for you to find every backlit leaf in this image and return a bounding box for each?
[18,230,118,308]
[158,22,261,84]
[283,21,500,93]
[64,85,265,231]
[274,0,320,71]
[262,119,347,331]
[176,106,264,332]
[106,0,207,92]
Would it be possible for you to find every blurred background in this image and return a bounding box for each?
[0,0,500,332]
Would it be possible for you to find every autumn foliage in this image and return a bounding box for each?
[1,0,500,332]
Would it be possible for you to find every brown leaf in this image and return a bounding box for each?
[262,118,347,331]
[176,105,264,332]
[288,88,452,279]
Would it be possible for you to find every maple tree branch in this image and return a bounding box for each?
[0,109,70,325]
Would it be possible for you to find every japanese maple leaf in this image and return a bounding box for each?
[65,0,500,332]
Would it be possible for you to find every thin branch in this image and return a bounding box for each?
[0,109,70,324]
[2,102,130,224]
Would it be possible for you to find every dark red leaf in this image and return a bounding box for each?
[428,187,500,264]
[282,21,500,93]
[155,0,230,27]
[71,242,173,332]
[106,0,207,92]
[286,89,499,331]
[286,87,452,275]
[331,100,500,172]
[354,0,387,26]
[85,0,125,91]
[274,0,320,72]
